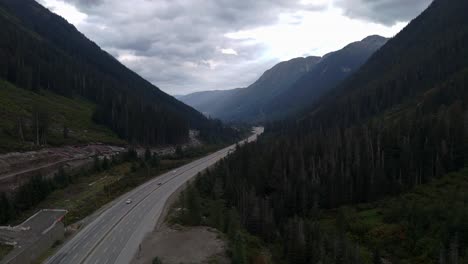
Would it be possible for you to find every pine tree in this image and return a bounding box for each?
[145,148,152,161]
[0,193,12,224]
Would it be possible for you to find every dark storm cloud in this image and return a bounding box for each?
[335,0,433,25]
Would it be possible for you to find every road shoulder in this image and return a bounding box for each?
[132,223,229,264]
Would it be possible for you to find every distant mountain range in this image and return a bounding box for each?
[179,35,388,123]
[175,89,243,117]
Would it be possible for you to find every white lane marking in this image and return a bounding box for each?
[64,135,260,264]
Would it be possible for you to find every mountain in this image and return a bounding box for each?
[176,0,468,263]
[179,36,387,123]
[0,0,234,149]
[180,56,321,121]
[177,89,242,117]
[267,35,388,120]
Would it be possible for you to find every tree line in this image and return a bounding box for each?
[0,150,136,224]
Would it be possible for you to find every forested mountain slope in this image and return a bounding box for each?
[181,0,468,263]
[0,0,234,147]
[0,79,123,153]
[177,89,242,117]
[216,56,321,122]
[268,35,387,120]
[180,36,386,123]
[180,56,321,121]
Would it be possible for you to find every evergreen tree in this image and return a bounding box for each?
[145,148,152,161]
[0,193,12,224]
[93,155,101,172]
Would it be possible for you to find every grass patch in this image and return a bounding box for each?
[10,163,130,226]
[13,158,190,226]
[32,240,63,264]
[0,79,123,153]
[0,244,13,260]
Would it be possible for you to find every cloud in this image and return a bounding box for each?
[334,0,433,25]
[39,0,429,95]
[45,0,327,94]
[221,49,238,56]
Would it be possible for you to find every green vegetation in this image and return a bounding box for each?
[0,144,227,227]
[59,145,227,226]
[171,159,468,264]
[0,1,238,146]
[0,245,13,261]
[165,1,468,263]
[32,239,63,264]
[0,151,131,225]
[170,173,269,264]
[0,79,123,152]
[152,257,163,264]
[322,168,468,264]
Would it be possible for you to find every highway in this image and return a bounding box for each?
[45,127,264,264]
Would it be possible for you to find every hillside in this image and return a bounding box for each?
[268,35,388,120]
[179,36,387,123]
[303,0,468,128]
[177,89,242,117]
[180,56,321,121]
[0,79,123,153]
[174,0,468,263]
[319,168,468,264]
[0,0,232,148]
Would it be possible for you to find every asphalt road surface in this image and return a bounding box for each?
[45,127,264,264]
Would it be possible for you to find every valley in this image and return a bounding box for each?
[0,0,466,263]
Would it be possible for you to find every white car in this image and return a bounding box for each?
[125,199,132,204]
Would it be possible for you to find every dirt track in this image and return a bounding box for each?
[0,130,202,193]
[0,144,125,192]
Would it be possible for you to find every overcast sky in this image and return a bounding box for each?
[37,0,432,95]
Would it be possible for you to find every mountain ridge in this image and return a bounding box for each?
[179,35,388,123]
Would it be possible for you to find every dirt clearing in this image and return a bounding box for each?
[132,223,229,264]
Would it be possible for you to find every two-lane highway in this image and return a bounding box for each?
[45,127,263,264]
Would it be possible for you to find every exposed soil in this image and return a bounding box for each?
[0,130,202,193]
[132,223,229,264]
[0,144,125,192]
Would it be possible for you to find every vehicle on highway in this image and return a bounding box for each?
[44,128,263,264]
[157,182,162,186]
